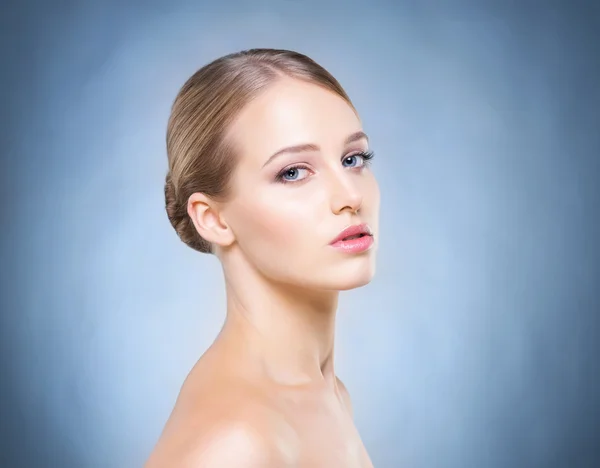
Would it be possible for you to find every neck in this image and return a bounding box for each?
[214,252,339,388]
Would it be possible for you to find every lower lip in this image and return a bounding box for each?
[330,235,374,253]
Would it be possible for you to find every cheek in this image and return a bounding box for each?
[232,196,310,252]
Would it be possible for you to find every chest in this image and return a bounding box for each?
[273,396,373,467]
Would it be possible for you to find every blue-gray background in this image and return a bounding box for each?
[1,1,599,467]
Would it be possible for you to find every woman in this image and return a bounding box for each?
[146,48,380,467]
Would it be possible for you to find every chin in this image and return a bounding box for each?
[334,278,374,291]
[317,258,377,291]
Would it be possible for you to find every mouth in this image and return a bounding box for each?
[329,224,374,254]
[341,233,369,241]
[330,223,373,245]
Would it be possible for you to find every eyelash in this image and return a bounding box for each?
[275,150,375,184]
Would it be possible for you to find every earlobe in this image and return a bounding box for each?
[187,193,235,248]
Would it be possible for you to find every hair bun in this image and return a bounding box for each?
[164,172,181,227]
[164,172,212,254]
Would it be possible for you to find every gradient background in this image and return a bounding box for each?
[1,1,599,467]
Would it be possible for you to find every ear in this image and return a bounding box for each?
[187,192,235,249]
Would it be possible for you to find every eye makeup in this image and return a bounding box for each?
[274,150,375,184]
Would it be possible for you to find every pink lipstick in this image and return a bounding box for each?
[329,223,374,253]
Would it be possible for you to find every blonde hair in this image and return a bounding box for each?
[165,48,355,254]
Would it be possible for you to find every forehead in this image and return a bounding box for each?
[227,78,361,165]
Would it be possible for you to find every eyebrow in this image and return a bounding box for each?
[262,130,369,168]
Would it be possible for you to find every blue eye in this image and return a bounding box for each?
[343,150,375,168]
[278,166,310,183]
[343,154,361,167]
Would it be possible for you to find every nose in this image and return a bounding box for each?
[329,172,363,215]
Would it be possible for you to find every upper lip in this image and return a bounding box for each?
[330,223,373,244]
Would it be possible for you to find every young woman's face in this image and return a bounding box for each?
[222,77,380,291]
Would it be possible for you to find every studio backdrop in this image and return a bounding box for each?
[1,1,599,467]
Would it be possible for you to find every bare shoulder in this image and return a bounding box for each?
[145,377,291,467]
[336,376,354,416]
[177,418,275,467]
[146,416,275,467]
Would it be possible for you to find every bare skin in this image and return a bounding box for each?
[146,77,379,467]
